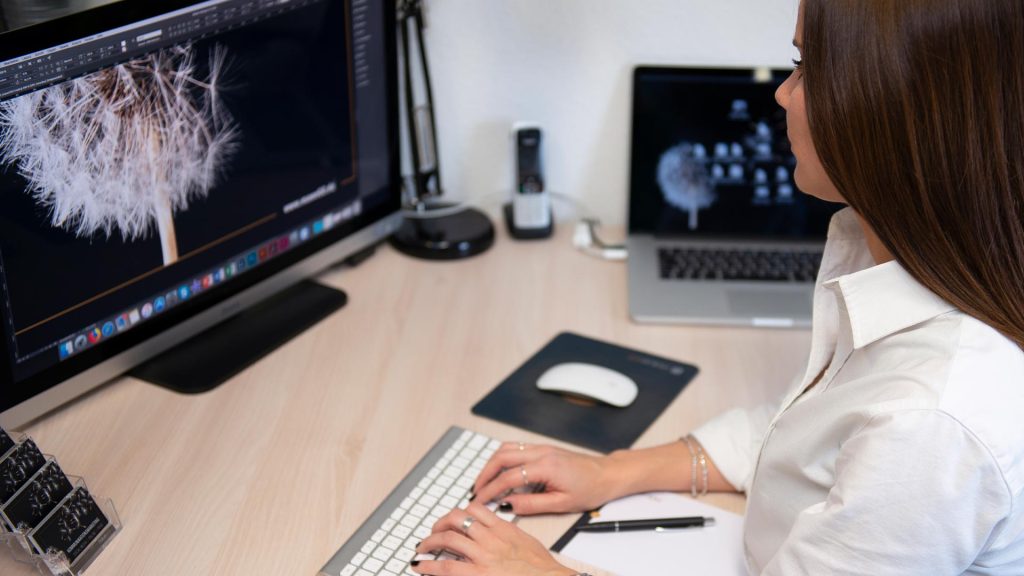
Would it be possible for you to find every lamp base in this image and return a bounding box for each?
[390,204,495,260]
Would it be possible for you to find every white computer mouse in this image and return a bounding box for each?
[536,362,638,408]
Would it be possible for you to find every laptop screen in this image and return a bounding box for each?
[627,66,842,239]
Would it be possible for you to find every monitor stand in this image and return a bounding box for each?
[129,280,347,394]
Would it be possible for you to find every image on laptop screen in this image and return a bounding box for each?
[628,67,841,239]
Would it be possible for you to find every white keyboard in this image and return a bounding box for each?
[319,427,514,576]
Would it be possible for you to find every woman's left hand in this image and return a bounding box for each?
[410,502,576,576]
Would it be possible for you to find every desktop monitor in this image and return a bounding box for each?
[0,0,401,428]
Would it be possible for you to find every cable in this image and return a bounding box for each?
[549,191,597,220]
[573,218,628,261]
[398,189,626,264]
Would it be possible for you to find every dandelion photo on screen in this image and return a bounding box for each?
[0,43,239,266]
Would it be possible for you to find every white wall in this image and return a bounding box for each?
[419,0,802,226]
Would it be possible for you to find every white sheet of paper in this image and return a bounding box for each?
[557,492,747,576]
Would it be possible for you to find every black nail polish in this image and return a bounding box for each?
[468,493,476,502]
[410,560,420,566]
[499,501,513,512]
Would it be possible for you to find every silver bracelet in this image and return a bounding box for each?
[695,439,709,497]
[682,435,698,498]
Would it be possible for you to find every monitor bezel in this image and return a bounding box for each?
[0,0,402,428]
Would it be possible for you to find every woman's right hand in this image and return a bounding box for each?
[471,442,624,516]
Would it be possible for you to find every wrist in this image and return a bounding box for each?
[602,441,693,497]
[599,449,645,501]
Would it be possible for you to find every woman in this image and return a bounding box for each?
[412,0,1024,573]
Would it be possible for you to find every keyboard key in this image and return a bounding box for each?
[341,564,357,576]
[361,541,376,555]
[400,515,419,529]
[394,547,415,562]
[371,547,392,563]
[391,524,412,540]
[362,557,384,572]
[468,435,488,450]
[382,535,403,551]
[386,559,407,574]
[352,552,367,566]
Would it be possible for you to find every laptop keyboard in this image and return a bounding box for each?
[319,427,511,576]
[658,247,821,282]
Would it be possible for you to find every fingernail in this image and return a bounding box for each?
[499,501,513,512]
[410,560,420,567]
[468,493,476,502]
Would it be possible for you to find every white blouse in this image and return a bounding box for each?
[692,208,1024,575]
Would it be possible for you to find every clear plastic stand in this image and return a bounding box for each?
[2,514,120,575]
[35,494,121,576]
[1,441,121,576]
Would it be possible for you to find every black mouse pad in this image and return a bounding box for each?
[471,332,699,453]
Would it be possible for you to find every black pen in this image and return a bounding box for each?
[574,516,715,533]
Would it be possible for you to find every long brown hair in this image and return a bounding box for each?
[802,0,1024,349]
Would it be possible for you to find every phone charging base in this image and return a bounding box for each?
[504,203,554,240]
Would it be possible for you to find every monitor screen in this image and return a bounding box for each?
[0,0,400,426]
[628,66,841,239]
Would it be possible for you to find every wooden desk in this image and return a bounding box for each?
[1,224,810,576]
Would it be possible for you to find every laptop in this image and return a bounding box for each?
[626,66,842,328]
